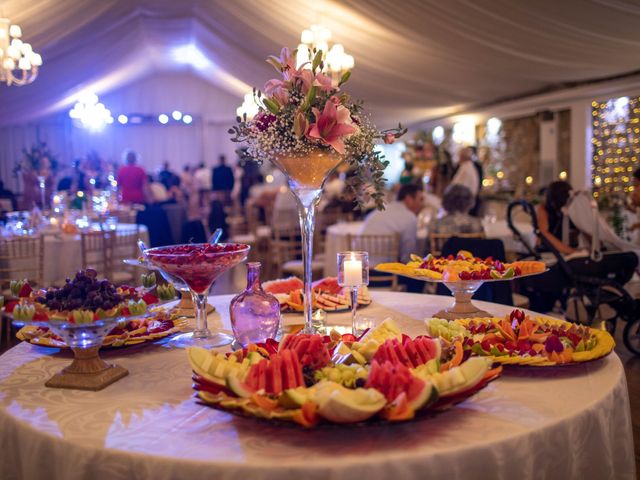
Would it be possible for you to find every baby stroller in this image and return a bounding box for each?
[507,198,640,355]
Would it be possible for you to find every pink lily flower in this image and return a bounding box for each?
[307,101,357,154]
[264,79,290,106]
[313,72,334,92]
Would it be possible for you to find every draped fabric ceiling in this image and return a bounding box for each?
[1,0,640,127]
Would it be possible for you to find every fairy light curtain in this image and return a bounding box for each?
[591,96,640,200]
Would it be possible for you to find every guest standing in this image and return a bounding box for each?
[450,147,480,214]
[211,155,234,204]
[194,162,211,207]
[117,150,147,204]
[159,162,179,190]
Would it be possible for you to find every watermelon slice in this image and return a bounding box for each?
[365,360,437,411]
[373,337,442,369]
[237,351,306,396]
[263,277,304,294]
[279,334,331,370]
[312,277,342,295]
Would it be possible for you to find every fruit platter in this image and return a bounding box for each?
[263,276,372,313]
[188,318,502,427]
[376,250,547,320]
[425,309,615,366]
[376,250,546,282]
[9,270,185,349]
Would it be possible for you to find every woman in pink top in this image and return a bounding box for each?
[117,150,147,204]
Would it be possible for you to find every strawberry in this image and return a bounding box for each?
[18,283,32,298]
[142,293,159,305]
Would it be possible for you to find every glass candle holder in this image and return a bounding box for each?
[337,251,369,335]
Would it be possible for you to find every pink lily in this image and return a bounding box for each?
[313,72,334,92]
[264,79,290,106]
[307,101,357,154]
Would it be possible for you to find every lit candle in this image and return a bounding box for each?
[344,256,363,286]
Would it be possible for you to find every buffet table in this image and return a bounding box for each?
[0,292,634,480]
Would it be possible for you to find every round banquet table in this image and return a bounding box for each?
[40,223,149,283]
[323,220,536,276]
[0,292,634,480]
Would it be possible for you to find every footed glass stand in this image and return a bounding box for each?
[12,318,128,391]
[435,281,491,320]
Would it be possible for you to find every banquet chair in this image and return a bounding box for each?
[271,226,323,279]
[0,235,45,289]
[136,207,174,247]
[110,225,140,285]
[346,233,401,290]
[429,232,485,257]
[80,230,112,279]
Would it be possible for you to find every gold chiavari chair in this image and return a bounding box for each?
[80,230,112,279]
[0,235,44,348]
[346,233,401,290]
[110,225,140,285]
[271,225,323,280]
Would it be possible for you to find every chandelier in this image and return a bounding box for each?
[236,92,261,120]
[296,25,354,86]
[69,92,113,132]
[0,18,42,86]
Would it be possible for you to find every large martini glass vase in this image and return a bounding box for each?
[145,243,250,348]
[270,150,342,334]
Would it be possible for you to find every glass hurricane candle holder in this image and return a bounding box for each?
[337,251,369,335]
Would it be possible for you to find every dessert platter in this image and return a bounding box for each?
[426,309,615,366]
[376,250,547,319]
[263,276,372,313]
[11,271,186,349]
[188,318,502,427]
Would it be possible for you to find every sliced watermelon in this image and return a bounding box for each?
[312,277,342,295]
[235,352,306,397]
[263,277,304,294]
[365,360,436,411]
[373,337,442,369]
[279,333,331,370]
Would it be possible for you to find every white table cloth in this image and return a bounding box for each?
[39,224,149,283]
[324,220,537,276]
[0,292,634,480]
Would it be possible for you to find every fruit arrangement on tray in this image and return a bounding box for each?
[263,276,372,313]
[6,270,185,349]
[376,250,546,282]
[188,318,502,427]
[425,309,615,366]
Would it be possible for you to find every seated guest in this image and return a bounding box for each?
[535,180,578,254]
[428,184,483,238]
[360,183,425,262]
[0,180,17,211]
[450,146,480,214]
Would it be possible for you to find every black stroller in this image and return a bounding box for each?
[507,200,640,355]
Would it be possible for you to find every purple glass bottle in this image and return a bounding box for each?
[230,262,281,347]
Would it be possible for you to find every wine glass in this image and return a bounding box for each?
[144,243,250,348]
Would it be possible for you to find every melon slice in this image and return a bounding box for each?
[314,381,386,423]
[420,357,492,397]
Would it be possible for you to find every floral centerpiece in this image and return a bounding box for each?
[230,47,405,333]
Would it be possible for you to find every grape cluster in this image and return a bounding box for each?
[37,269,123,312]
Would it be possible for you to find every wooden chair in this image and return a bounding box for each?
[346,233,401,290]
[80,230,112,279]
[271,226,323,279]
[0,235,45,349]
[429,232,485,257]
[110,225,140,284]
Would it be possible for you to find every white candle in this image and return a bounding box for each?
[344,259,363,286]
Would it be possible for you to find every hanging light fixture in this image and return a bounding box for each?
[0,18,42,86]
[236,92,261,120]
[296,25,354,86]
[69,92,113,132]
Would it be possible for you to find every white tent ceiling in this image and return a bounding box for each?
[1,0,639,127]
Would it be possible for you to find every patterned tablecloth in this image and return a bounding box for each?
[0,292,634,480]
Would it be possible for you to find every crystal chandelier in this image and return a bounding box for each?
[236,92,261,120]
[0,18,42,86]
[296,25,354,86]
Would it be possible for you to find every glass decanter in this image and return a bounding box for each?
[230,262,281,347]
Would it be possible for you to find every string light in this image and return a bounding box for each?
[592,95,639,198]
